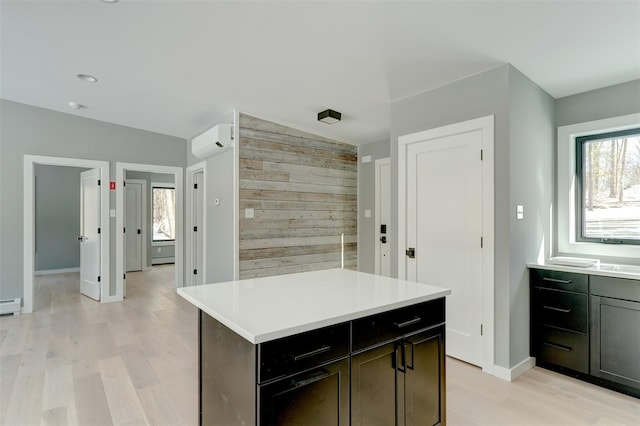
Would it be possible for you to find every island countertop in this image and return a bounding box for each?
[177,268,451,344]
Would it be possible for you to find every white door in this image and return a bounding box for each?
[125,182,143,272]
[193,171,205,285]
[80,169,101,301]
[405,129,483,366]
[375,158,391,277]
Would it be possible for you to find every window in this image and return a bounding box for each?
[152,185,175,242]
[576,128,640,245]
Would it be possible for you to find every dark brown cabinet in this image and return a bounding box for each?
[530,269,589,374]
[351,298,445,426]
[199,298,447,425]
[530,268,640,398]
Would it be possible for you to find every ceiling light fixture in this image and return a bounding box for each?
[69,102,86,109]
[317,109,341,124]
[99,0,119,3]
[77,74,98,83]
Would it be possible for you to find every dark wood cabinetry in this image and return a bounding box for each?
[530,268,640,398]
[199,298,446,425]
[351,299,445,426]
[530,269,589,374]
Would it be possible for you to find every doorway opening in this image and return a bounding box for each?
[23,155,111,313]
[115,162,183,300]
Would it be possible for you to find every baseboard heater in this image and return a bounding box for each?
[0,298,21,316]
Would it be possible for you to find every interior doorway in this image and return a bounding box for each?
[186,162,206,286]
[23,155,110,313]
[398,115,495,374]
[115,162,183,301]
[375,158,391,276]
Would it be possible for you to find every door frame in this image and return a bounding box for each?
[116,162,183,301]
[124,179,147,272]
[186,161,207,286]
[397,115,495,375]
[374,157,390,276]
[23,155,111,313]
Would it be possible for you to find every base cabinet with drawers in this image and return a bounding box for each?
[530,268,640,397]
[199,298,446,425]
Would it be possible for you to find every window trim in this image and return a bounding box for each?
[557,113,640,259]
[151,182,176,243]
[575,127,640,245]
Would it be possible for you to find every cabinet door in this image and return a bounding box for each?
[351,342,401,426]
[405,326,445,426]
[259,358,349,426]
[591,296,640,390]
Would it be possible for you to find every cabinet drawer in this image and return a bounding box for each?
[533,287,588,333]
[590,275,640,302]
[258,322,349,383]
[352,298,445,352]
[534,326,588,373]
[531,269,588,294]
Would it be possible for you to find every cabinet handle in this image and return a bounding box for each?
[290,369,331,388]
[542,277,572,284]
[394,317,422,328]
[293,345,331,362]
[542,305,572,314]
[543,341,572,352]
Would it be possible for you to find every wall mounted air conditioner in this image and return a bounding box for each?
[191,123,234,159]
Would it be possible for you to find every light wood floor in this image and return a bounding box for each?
[1,267,638,426]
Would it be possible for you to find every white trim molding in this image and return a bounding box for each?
[116,162,184,303]
[557,113,640,260]
[23,155,110,313]
[397,115,495,377]
[493,357,536,382]
[34,267,80,276]
[186,161,207,286]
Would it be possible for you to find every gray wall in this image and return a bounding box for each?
[203,148,236,283]
[556,80,640,127]
[388,64,555,369]
[125,171,175,267]
[357,139,391,273]
[34,165,89,271]
[507,67,555,366]
[0,100,187,301]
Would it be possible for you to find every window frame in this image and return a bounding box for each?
[151,182,176,243]
[557,113,640,260]
[575,127,640,246]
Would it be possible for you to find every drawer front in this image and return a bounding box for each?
[530,269,588,294]
[258,322,350,383]
[533,287,588,333]
[590,275,640,302]
[534,326,588,373]
[352,298,445,352]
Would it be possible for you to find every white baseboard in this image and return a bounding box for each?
[34,267,80,276]
[492,357,535,382]
[152,257,175,265]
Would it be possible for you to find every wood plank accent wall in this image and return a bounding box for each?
[239,114,358,279]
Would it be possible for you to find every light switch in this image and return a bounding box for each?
[361,155,372,164]
[516,204,524,220]
[110,209,116,218]
[364,209,371,218]
[245,208,254,219]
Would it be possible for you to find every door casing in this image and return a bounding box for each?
[397,115,495,375]
[23,155,111,313]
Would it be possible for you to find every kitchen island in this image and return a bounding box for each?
[178,268,451,426]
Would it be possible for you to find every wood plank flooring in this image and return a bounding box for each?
[1,267,638,425]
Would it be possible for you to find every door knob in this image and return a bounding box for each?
[405,247,415,258]
[78,236,84,242]
[380,236,387,244]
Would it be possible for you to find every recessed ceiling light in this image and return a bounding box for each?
[100,0,119,3]
[69,102,86,109]
[77,74,98,83]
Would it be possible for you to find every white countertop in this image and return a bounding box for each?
[177,268,451,344]
[528,261,640,281]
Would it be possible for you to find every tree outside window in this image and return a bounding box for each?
[577,128,640,244]
[152,186,175,241]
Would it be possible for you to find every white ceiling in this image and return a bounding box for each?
[2,1,639,145]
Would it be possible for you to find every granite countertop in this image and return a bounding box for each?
[177,268,451,344]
